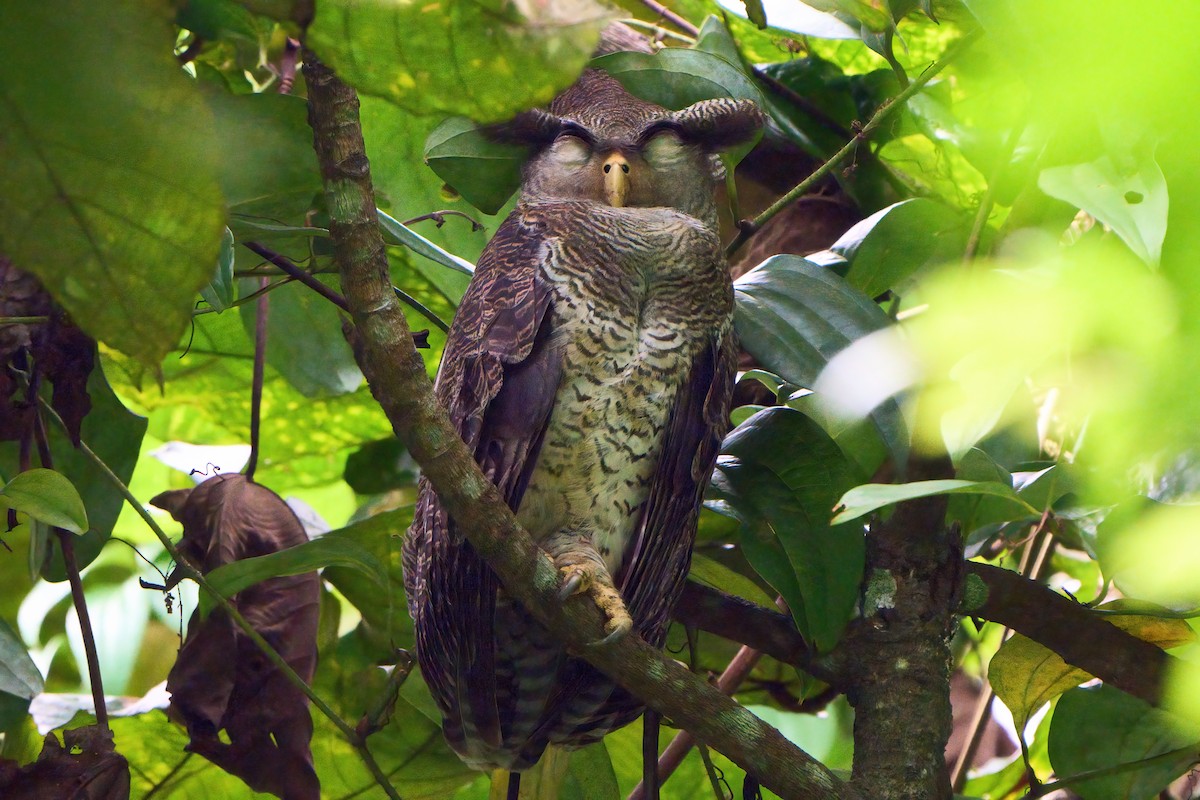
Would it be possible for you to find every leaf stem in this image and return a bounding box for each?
[245,275,268,482]
[636,0,699,36]
[1023,742,1200,798]
[36,396,404,800]
[725,30,981,260]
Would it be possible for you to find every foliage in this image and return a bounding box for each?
[3,0,1200,798]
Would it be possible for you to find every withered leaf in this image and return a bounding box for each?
[154,474,320,800]
[0,724,130,800]
[0,257,95,445]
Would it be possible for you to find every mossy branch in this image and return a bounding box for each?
[302,50,857,800]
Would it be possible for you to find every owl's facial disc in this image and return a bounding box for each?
[602,153,630,207]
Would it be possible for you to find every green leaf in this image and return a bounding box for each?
[0,0,225,367]
[1038,148,1169,267]
[1048,685,1199,800]
[833,479,1037,524]
[424,118,527,216]
[563,741,621,800]
[687,552,777,609]
[708,407,865,651]
[378,210,475,278]
[1,469,88,535]
[201,227,237,313]
[734,255,907,464]
[203,534,388,609]
[832,199,969,299]
[989,633,1091,732]
[742,0,768,28]
[308,0,606,123]
[0,619,43,733]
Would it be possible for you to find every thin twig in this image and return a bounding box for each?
[618,17,696,44]
[393,287,450,334]
[636,0,699,36]
[628,644,766,800]
[177,37,204,65]
[1023,743,1200,799]
[37,397,404,800]
[401,210,484,232]
[963,117,1028,262]
[242,241,349,312]
[0,316,50,326]
[725,30,981,259]
[244,276,268,482]
[26,384,109,729]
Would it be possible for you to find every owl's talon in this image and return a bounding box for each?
[555,560,632,646]
[557,568,587,601]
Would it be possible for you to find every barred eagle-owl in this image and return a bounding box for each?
[404,67,762,771]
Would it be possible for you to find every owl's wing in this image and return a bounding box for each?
[406,208,562,753]
[618,326,739,642]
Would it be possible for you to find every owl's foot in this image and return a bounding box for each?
[556,558,633,647]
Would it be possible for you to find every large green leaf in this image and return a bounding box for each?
[0,619,43,733]
[0,469,88,535]
[1048,685,1199,800]
[832,198,969,298]
[0,0,225,367]
[563,741,621,800]
[733,254,908,464]
[708,407,865,652]
[320,508,413,650]
[832,479,1036,524]
[308,0,606,124]
[687,552,777,610]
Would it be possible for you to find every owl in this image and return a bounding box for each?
[403,68,762,772]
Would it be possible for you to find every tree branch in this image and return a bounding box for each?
[302,50,855,800]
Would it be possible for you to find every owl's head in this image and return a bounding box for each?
[506,70,763,224]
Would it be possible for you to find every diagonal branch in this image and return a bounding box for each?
[302,50,856,800]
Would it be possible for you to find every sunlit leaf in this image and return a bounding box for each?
[0,469,88,535]
[378,210,475,277]
[563,741,620,800]
[1039,148,1169,267]
[308,0,607,123]
[0,0,225,367]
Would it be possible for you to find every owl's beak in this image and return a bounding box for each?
[602,153,630,208]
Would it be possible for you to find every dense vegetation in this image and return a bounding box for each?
[2,0,1199,798]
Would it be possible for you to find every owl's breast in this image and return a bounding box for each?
[515,203,732,575]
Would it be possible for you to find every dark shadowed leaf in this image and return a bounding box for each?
[832,479,1036,524]
[0,724,129,799]
[734,255,907,464]
[1,469,87,535]
[591,46,765,112]
[343,437,419,495]
[0,620,43,733]
[708,407,866,651]
[0,0,225,367]
[424,118,527,215]
[308,0,606,123]
[832,198,970,298]
[154,474,320,800]
[1049,685,1199,800]
[0,262,96,446]
[742,0,768,28]
[687,552,777,609]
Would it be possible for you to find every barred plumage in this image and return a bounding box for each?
[403,69,761,772]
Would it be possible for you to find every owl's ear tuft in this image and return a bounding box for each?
[669,99,764,152]
[486,109,590,148]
